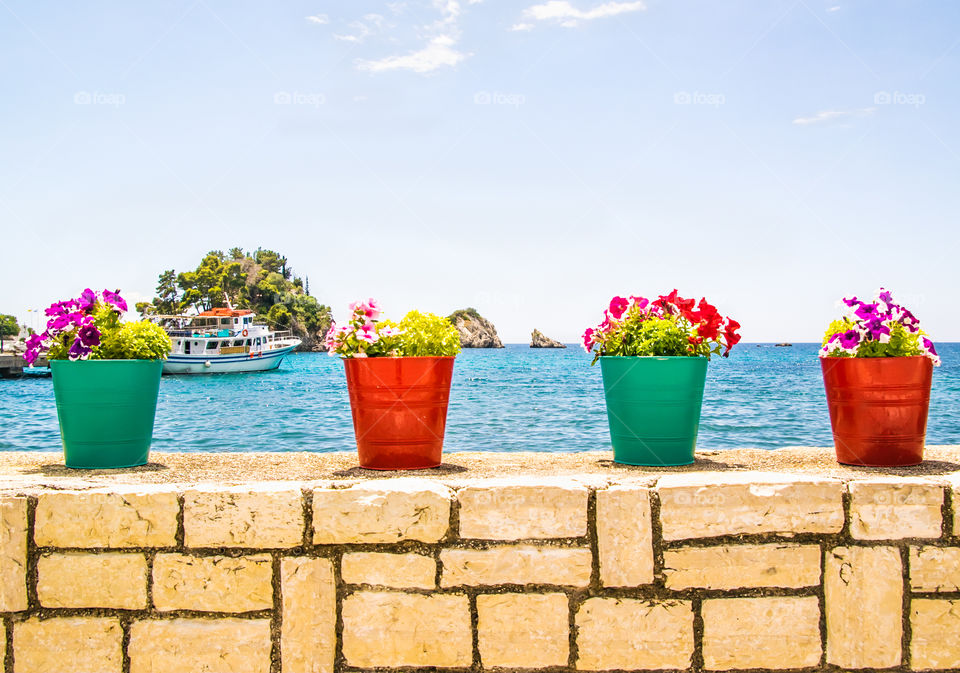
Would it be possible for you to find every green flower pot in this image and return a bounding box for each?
[50,359,163,469]
[599,356,708,466]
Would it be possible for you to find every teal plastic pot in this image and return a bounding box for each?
[50,359,163,469]
[599,356,708,466]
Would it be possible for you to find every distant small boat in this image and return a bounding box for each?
[154,308,301,374]
[775,342,793,347]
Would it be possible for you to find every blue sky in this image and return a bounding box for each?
[1,0,959,343]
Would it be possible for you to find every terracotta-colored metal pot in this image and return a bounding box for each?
[343,356,455,470]
[820,356,933,466]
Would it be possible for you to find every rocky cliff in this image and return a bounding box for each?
[530,329,566,348]
[448,309,504,348]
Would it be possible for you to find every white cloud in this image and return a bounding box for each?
[350,0,477,73]
[792,107,875,125]
[358,35,468,73]
[334,18,380,43]
[827,5,841,11]
[306,14,329,24]
[519,0,646,27]
[510,22,535,31]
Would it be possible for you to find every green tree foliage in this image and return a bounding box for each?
[0,314,18,351]
[138,248,332,348]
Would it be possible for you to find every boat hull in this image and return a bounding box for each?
[162,345,298,375]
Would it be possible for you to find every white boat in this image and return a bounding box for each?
[156,308,302,374]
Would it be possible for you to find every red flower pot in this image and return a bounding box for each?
[343,356,455,470]
[820,356,933,466]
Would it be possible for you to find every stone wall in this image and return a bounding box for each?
[2,473,959,671]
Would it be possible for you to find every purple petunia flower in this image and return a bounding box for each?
[77,288,98,311]
[102,289,128,313]
[854,303,879,321]
[838,329,861,349]
[77,323,100,347]
[67,338,91,360]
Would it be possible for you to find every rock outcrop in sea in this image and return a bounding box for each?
[448,308,504,348]
[530,329,566,348]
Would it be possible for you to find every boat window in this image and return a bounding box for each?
[207,341,219,350]
[255,337,261,346]
[233,340,244,347]
[185,341,191,354]
[220,318,230,326]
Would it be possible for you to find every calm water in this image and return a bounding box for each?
[3,343,960,452]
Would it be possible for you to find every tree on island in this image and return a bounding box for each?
[0,314,17,352]
[136,248,333,351]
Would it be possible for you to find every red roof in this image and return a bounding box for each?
[198,308,254,317]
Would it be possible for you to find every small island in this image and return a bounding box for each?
[447,308,504,348]
[530,329,565,348]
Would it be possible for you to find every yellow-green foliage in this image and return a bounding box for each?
[399,311,461,357]
[98,321,172,360]
[821,318,855,347]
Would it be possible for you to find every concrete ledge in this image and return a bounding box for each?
[1,447,959,671]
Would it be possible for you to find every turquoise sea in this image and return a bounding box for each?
[2,343,960,452]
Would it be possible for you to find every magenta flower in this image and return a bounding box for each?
[102,289,128,312]
[582,327,595,352]
[77,288,98,311]
[608,296,629,320]
[838,329,861,349]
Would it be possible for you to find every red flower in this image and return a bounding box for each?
[723,319,742,356]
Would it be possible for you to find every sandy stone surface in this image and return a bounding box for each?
[341,591,472,668]
[281,557,336,673]
[0,496,27,612]
[15,617,123,673]
[825,545,903,669]
[575,598,694,671]
[663,543,821,590]
[1,445,959,491]
[128,618,272,673]
[477,593,570,668]
[37,552,147,609]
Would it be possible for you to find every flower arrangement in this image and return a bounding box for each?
[324,299,461,358]
[583,290,741,364]
[820,288,939,365]
[24,289,171,364]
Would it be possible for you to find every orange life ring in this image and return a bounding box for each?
[242,329,249,337]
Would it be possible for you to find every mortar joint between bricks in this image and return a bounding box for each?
[25,495,39,611]
[649,488,665,586]
[119,613,133,673]
[942,483,954,538]
[900,544,912,672]
[586,488,600,591]
[332,550,346,673]
[301,487,314,549]
[174,494,185,548]
[270,551,283,673]
[4,617,13,673]
[690,595,705,673]
[468,591,481,671]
